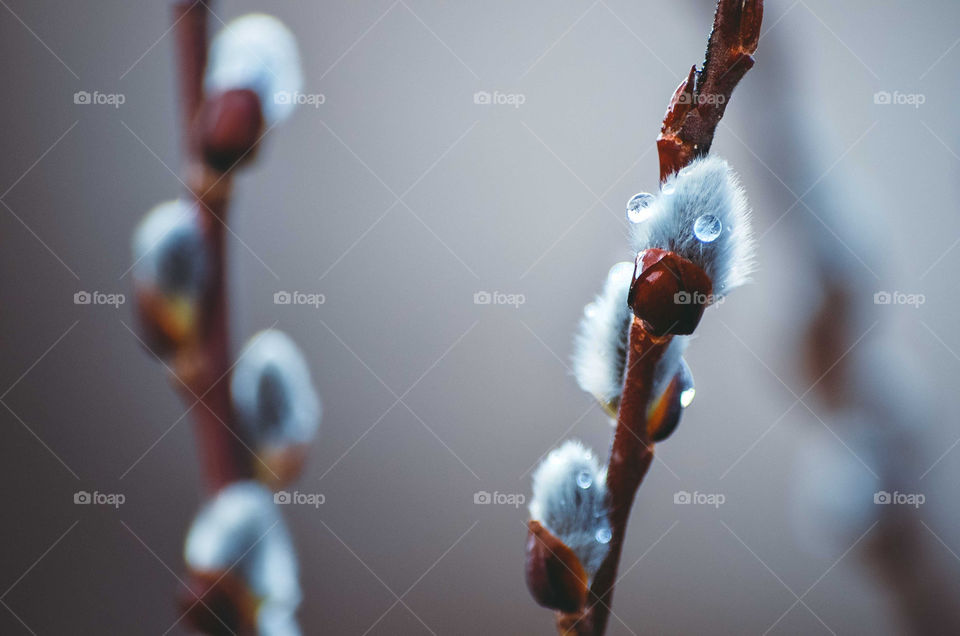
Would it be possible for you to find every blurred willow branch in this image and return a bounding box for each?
[131,4,318,633]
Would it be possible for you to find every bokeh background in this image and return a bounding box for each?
[2,0,960,633]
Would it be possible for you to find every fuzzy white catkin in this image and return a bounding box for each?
[572,262,634,408]
[205,13,303,125]
[185,481,301,630]
[529,440,611,577]
[572,263,692,410]
[131,199,207,297]
[629,156,755,297]
[231,330,320,448]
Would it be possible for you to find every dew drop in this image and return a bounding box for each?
[678,358,695,408]
[661,182,676,195]
[595,527,612,544]
[693,214,722,243]
[584,303,598,319]
[625,193,655,224]
[576,470,593,489]
[679,165,694,177]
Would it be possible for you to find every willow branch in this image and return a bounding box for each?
[657,0,762,181]
[169,0,253,491]
[552,2,763,634]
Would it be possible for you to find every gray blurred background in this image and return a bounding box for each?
[2,0,960,633]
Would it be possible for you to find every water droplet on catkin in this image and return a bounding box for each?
[595,527,612,544]
[576,470,593,489]
[626,193,655,224]
[693,214,722,243]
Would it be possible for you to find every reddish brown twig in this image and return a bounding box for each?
[566,322,669,635]
[535,2,763,634]
[167,1,257,492]
[657,0,762,182]
[172,1,210,157]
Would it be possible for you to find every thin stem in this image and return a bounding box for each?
[657,0,763,181]
[172,1,210,157]
[559,322,671,635]
[170,1,252,492]
[173,168,253,491]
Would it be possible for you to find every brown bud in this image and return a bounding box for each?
[255,444,310,489]
[198,89,265,173]
[646,368,686,442]
[525,520,588,614]
[133,288,199,357]
[628,249,713,336]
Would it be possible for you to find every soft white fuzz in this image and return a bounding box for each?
[628,156,755,297]
[231,330,320,448]
[529,440,611,577]
[572,262,634,407]
[185,482,301,633]
[205,13,303,124]
[132,199,207,297]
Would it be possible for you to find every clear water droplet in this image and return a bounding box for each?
[595,527,612,544]
[625,193,655,224]
[679,165,694,177]
[677,358,695,408]
[693,214,722,243]
[661,182,676,195]
[584,303,598,318]
[576,470,593,489]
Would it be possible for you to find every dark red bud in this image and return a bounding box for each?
[628,249,713,336]
[198,89,265,173]
[525,520,588,614]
